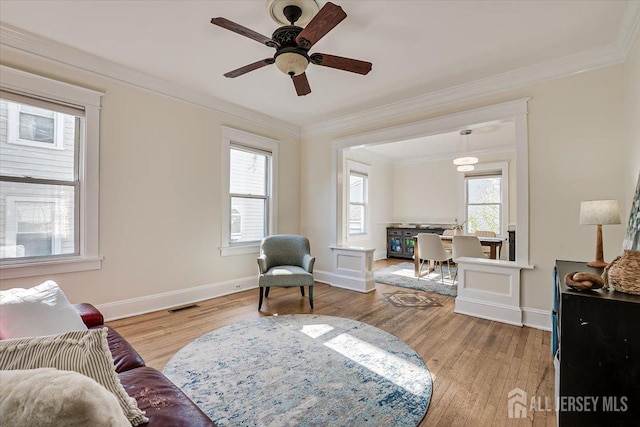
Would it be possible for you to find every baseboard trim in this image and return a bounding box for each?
[314,269,376,293]
[454,296,523,327]
[97,276,258,322]
[522,307,552,331]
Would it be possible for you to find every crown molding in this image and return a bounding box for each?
[302,41,626,139]
[0,23,301,139]
[619,0,640,56]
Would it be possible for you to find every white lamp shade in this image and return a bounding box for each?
[456,165,475,172]
[579,200,622,225]
[275,52,309,76]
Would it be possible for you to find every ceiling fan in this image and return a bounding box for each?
[210,1,372,96]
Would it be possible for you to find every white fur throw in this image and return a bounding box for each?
[0,368,130,426]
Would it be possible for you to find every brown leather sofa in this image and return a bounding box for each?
[74,303,216,426]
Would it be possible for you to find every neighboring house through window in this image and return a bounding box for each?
[0,66,102,278]
[221,126,278,256]
[346,160,370,240]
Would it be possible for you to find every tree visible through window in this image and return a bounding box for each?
[466,175,502,234]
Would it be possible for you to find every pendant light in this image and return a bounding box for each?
[454,129,478,171]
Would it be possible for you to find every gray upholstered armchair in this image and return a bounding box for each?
[257,234,315,310]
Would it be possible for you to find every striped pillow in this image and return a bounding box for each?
[0,328,148,426]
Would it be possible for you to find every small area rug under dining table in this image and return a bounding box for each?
[163,314,432,427]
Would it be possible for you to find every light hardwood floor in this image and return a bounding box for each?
[109,259,555,426]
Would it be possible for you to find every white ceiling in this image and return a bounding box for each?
[0,1,634,130]
[355,121,515,165]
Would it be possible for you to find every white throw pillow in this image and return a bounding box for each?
[0,328,148,426]
[0,368,130,427]
[0,280,87,339]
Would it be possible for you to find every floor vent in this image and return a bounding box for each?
[168,304,199,313]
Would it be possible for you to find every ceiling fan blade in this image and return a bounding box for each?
[211,17,279,48]
[295,2,346,49]
[292,73,311,96]
[224,58,275,78]
[310,53,372,75]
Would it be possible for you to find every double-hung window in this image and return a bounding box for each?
[0,66,102,278]
[465,174,502,234]
[346,160,370,239]
[221,127,278,256]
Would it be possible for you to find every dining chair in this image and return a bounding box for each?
[452,235,487,281]
[416,233,451,284]
[474,230,496,256]
[441,229,454,251]
[257,235,315,310]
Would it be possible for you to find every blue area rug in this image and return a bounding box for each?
[374,262,457,297]
[163,314,432,427]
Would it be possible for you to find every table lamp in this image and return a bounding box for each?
[579,199,621,268]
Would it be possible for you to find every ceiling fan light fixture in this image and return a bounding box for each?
[275,51,309,76]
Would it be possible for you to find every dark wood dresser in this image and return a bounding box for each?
[386,225,447,259]
[554,260,640,426]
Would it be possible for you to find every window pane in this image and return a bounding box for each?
[467,177,501,204]
[19,112,55,143]
[1,99,77,181]
[349,204,365,233]
[0,181,76,259]
[229,148,267,196]
[467,204,500,234]
[230,197,266,243]
[349,174,364,203]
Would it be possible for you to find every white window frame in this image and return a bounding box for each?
[0,65,103,279]
[458,161,509,237]
[220,126,278,256]
[4,196,64,256]
[7,102,65,150]
[346,160,371,242]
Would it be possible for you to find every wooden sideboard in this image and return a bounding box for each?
[386,225,447,259]
[554,260,640,425]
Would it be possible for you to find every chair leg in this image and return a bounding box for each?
[265,287,270,297]
[309,286,314,309]
[258,287,264,311]
[439,261,444,284]
[300,286,305,296]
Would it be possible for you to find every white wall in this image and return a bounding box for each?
[302,64,628,314]
[0,48,301,309]
[391,152,516,228]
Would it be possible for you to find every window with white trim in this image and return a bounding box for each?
[346,160,370,238]
[221,127,278,256]
[0,66,102,278]
[460,161,509,236]
[465,174,502,234]
[7,102,65,149]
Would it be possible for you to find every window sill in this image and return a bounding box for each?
[0,256,103,279]
[220,244,260,257]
